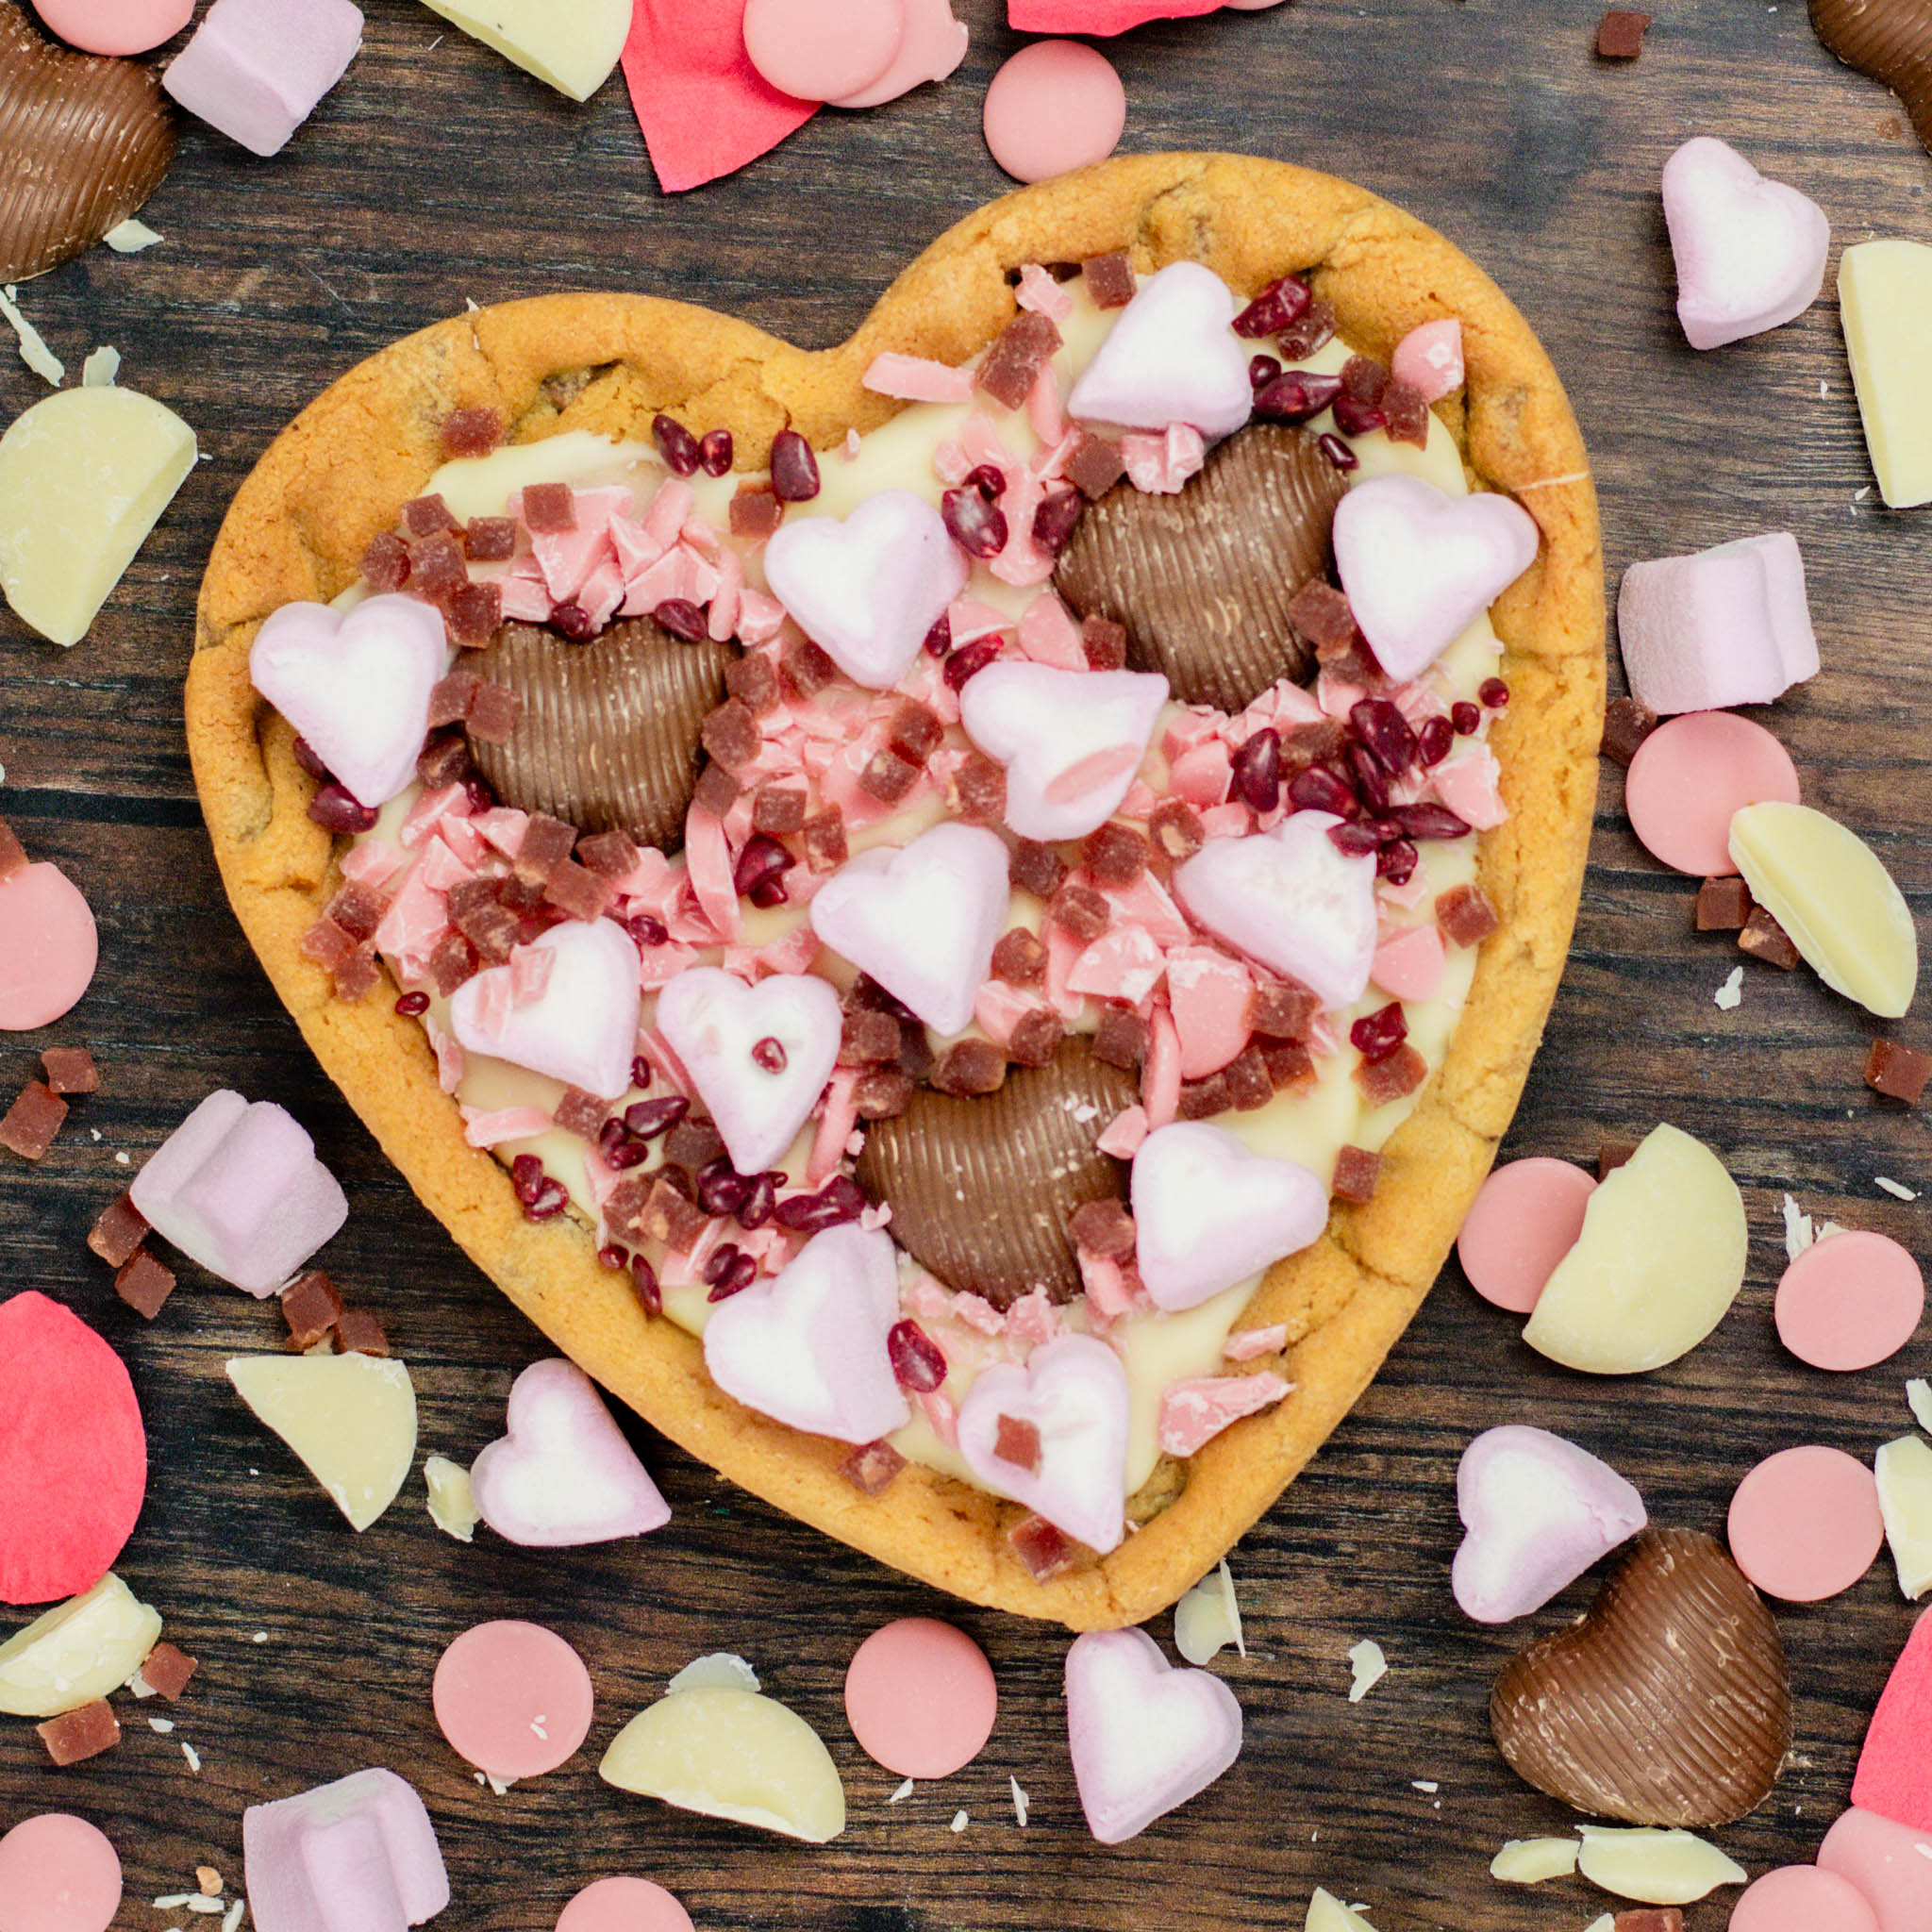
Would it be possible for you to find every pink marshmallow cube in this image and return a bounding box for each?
[129,1090,347,1296]
[1617,531,1819,715]
[164,0,363,157]
[244,1768,449,1932]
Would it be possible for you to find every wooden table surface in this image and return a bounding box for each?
[2,1,1928,1926]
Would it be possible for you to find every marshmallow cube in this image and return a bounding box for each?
[244,1768,449,1932]
[1616,532,1819,716]
[130,1091,347,1296]
[164,0,363,157]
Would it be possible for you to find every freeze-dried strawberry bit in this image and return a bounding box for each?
[448,580,503,648]
[1867,1039,1932,1104]
[729,486,784,540]
[408,531,467,603]
[691,760,741,817]
[1340,354,1390,405]
[1009,1008,1065,1068]
[325,880,388,943]
[932,1039,1008,1097]
[416,733,473,791]
[781,635,838,701]
[1601,694,1657,764]
[427,669,481,728]
[463,515,517,563]
[441,406,504,459]
[1235,274,1313,339]
[115,1249,175,1320]
[38,1699,119,1766]
[1274,296,1338,360]
[841,1008,903,1065]
[801,808,848,874]
[1232,728,1282,813]
[1739,906,1800,969]
[360,529,409,593]
[769,430,821,503]
[333,947,381,1002]
[1092,1005,1149,1071]
[576,830,640,879]
[455,900,518,968]
[1416,714,1455,768]
[280,1270,343,1349]
[88,1191,150,1267]
[1149,797,1206,863]
[942,486,1008,561]
[1033,489,1084,557]
[1010,839,1069,901]
[1381,380,1431,447]
[1065,431,1128,501]
[854,1069,912,1120]
[1286,578,1359,654]
[1331,1144,1381,1204]
[1257,1034,1316,1091]
[141,1641,198,1701]
[335,1307,391,1356]
[1070,1198,1136,1260]
[993,1412,1044,1474]
[1249,353,1283,390]
[1177,1072,1232,1121]
[700,698,761,773]
[889,1319,948,1394]
[1253,370,1342,425]
[699,428,734,476]
[1049,882,1111,942]
[1350,698,1417,777]
[860,746,921,806]
[40,1046,98,1095]
[1376,838,1419,885]
[1080,612,1127,672]
[1,1080,67,1158]
[1224,1044,1274,1111]
[402,493,458,537]
[732,833,795,904]
[1082,250,1137,308]
[749,786,806,842]
[429,929,480,996]
[1083,821,1149,887]
[725,653,780,716]
[1437,882,1501,948]
[773,1174,867,1233]
[518,813,577,880]
[1355,1041,1426,1104]
[1010,1511,1076,1579]
[888,700,943,767]
[942,635,1003,691]
[1350,1002,1408,1063]
[978,309,1062,411]
[666,1123,726,1183]
[521,481,576,534]
[841,1437,908,1496]
[551,1087,608,1142]
[653,412,701,478]
[308,784,378,835]
[1248,979,1318,1041]
[953,751,1008,826]
[1391,803,1472,842]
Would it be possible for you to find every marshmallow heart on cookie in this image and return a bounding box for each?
[1066,261,1254,440]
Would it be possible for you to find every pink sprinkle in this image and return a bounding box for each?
[863,352,976,404]
[988,469,1056,588]
[1095,1104,1148,1158]
[1224,1324,1290,1362]
[638,941,704,989]
[1015,263,1075,325]
[1142,1007,1182,1129]
[1157,1373,1292,1458]
[1017,591,1087,671]
[461,1106,557,1150]
[609,513,670,581]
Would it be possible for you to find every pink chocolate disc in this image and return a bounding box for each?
[1776,1230,1925,1373]
[555,1878,694,1932]
[1456,1157,1596,1315]
[741,0,905,104]
[432,1621,594,1781]
[844,1617,998,1778]
[0,1814,123,1932]
[1728,1445,1885,1604]
[1624,710,1801,875]
[830,0,966,108]
[1729,1865,1881,1932]
[29,0,192,55]
[1819,1808,1932,1932]
[0,862,99,1031]
[982,40,1126,186]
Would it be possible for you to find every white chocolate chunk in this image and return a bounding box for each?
[1491,1837,1581,1884]
[599,1686,846,1842]
[1876,1434,1932,1599]
[0,285,63,384]
[1174,1559,1244,1665]
[81,347,120,389]
[1346,1639,1387,1703]
[104,219,163,252]
[226,1354,417,1532]
[0,387,197,646]
[1305,1890,1378,1932]
[667,1653,761,1695]
[423,1455,479,1541]
[1909,1378,1932,1434]
[1840,240,1932,508]
[416,0,629,101]
[1524,1123,1747,1374]
[0,1574,161,1716]
[1575,1826,1748,1905]
[1729,802,1918,1019]
[1583,1920,1616,1932]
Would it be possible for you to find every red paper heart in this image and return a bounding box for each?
[1854,1607,1932,1833]
[621,0,817,194]
[1008,0,1224,32]
[0,1291,146,1606]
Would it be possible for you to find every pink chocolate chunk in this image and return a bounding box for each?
[164,0,363,157]
[243,1767,449,1932]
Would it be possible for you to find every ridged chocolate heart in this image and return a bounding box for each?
[0,5,175,284]
[466,617,735,851]
[854,1038,1140,1309]
[1811,0,1932,156]
[1054,424,1346,712]
[1490,1527,1791,1828]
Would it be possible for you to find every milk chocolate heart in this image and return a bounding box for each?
[0,5,175,285]
[854,1038,1139,1308]
[464,616,735,850]
[1811,0,1932,157]
[1054,425,1346,711]
[1490,1527,1791,1827]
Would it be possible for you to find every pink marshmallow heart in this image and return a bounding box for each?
[449,919,641,1101]
[1662,136,1830,352]
[956,1334,1130,1553]
[243,1767,448,1932]
[958,662,1169,841]
[1617,530,1819,716]
[701,1224,909,1444]
[1391,318,1465,403]
[470,1358,671,1547]
[1064,1627,1243,1844]
[1130,1122,1326,1311]
[808,822,1009,1036]
[130,1089,347,1296]
[1066,260,1254,441]
[1331,474,1541,682]
[1451,1424,1648,1624]
[249,593,446,808]
[1173,810,1378,1010]
[762,488,968,690]
[164,0,364,159]
[654,966,841,1175]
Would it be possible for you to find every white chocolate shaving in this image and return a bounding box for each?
[1009,1776,1029,1826]
[1876,1175,1917,1201]
[1346,1640,1387,1704]
[1713,966,1743,1010]
[888,1778,914,1804]
[949,1809,968,1833]
[80,347,119,388]
[104,219,163,252]
[1174,1559,1245,1665]
[1490,1837,1580,1883]
[423,1456,479,1541]
[1876,1434,1932,1598]
[0,285,63,386]
[1575,1826,1748,1905]
[667,1653,760,1695]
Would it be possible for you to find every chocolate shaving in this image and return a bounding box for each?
[280,1270,343,1350]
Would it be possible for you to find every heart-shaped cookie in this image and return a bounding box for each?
[1490,1526,1791,1827]
[0,4,175,285]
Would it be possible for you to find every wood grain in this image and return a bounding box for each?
[1,1,1928,1927]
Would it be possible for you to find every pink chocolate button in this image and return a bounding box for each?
[30,0,192,55]
[555,1877,694,1932]
[1456,1157,1596,1314]
[1624,710,1801,875]
[0,862,99,1031]
[1730,1866,1881,1932]
[982,41,1127,185]
[1728,1445,1885,1603]
[432,1621,594,1781]
[830,0,967,108]
[1819,1807,1932,1932]
[844,1617,998,1778]
[1776,1230,1925,1373]
[0,1814,123,1932]
[741,0,905,105]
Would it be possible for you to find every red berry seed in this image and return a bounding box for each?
[653,413,701,478]
[1254,371,1343,425]
[752,1036,788,1074]
[393,991,430,1017]
[698,428,734,476]
[1451,700,1482,735]
[942,487,1008,559]
[770,430,821,502]
[888,1319,947,1393]
[1230,728,1281,814]
[1248,353,1282,390]
[1480,676,1510,709]
[1316,432,1359,472]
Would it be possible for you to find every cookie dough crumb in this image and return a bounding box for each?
[1346,1640,1388,1703]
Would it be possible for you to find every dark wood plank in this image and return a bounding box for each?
[3,1,1929,1926]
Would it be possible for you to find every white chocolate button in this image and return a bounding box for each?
[417,0,629,101]
[1840,240,1932,508]
[226,1354,418,1532]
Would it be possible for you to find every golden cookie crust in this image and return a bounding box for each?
[185,154,1604,1630]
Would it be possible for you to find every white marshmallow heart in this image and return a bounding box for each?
[1451,1424,1648,1624]
[958,662,1170,841]
[1064,1627,1244,1845]
[249,593,448,808]
[1066,261,1254,441]
[762,488,968,690]
[470,1358,672,1546]
[1331,474,1541,682]
[1173,810,1377,1011]
[654,966,841,1176]
[1130,1122,1327,1311]
[808,822,1009,1036]
[1662,136,1830,352]
[449,918,641,1100]
[956,1334,1130,1554]
[701,1224,909,1445]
